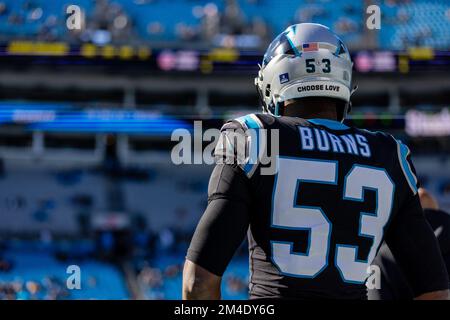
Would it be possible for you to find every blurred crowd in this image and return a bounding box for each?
[0,0,448,49]
[136,255,248,300]
[0,0,272,47]
[79,0,273,47]
[0,274,71,300]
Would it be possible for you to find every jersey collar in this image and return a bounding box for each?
[308,118,349,130]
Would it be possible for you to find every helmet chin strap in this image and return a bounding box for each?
[340,102,351,123]
[340,84,358,122]
[350,84,358,98]
[274,102,280,116]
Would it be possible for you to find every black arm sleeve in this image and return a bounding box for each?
[424,209,450,255]
[186,164,252,276]
[385,195,450,297]
[425,209,450,278]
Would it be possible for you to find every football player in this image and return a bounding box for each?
[368,188,450,299]
[182,23,449,300]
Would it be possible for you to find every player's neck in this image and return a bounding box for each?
[282,100,339,121]
[283,108,338,121]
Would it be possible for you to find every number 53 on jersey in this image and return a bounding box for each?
[271,157,395,283]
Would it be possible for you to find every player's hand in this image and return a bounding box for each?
[418,188,439,210]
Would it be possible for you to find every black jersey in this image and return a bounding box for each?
[186,113,449,299]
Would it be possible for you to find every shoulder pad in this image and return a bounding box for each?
[216,113,265,179]
[232,113,265,131]
[391,137,418,195]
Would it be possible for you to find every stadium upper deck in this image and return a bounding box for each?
[0,0,448,50]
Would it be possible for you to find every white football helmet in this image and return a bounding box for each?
[255,23,356,121]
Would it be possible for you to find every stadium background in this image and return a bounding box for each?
[0,0,448,300]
